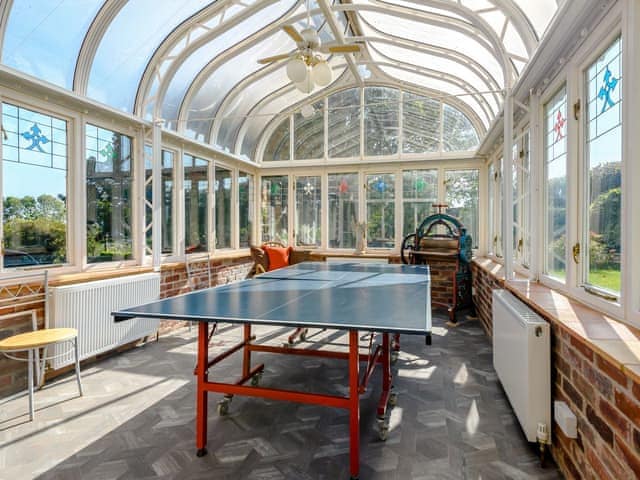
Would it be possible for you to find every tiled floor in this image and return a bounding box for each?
[0,317,562,479]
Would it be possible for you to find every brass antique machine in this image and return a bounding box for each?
[400,204,473,322]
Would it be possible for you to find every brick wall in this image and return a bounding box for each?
[472,258,640,479]
[0,256,253,398]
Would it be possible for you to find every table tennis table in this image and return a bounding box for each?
[114,262,431,480]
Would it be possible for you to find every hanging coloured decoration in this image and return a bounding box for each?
[375,179,386,193]
[553,110,565,142]
[270,182,281,195]
[338,178,349,194]
[416,178,426,192]
[598,66,618,113]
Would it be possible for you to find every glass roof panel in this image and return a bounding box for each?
[185,29,295,142]
[358,9,504,89]
[87,0,212,112]
[161,0,296,131]
[512,0,561,37]
[376,0,467,21]
[2,0,104,89]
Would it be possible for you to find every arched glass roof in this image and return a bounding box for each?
[0,0,562,161]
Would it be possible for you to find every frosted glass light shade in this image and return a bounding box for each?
[295,73,314,94]
[312,61,332,86]
[287,57,308,83]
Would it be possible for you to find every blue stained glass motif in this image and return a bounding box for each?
[598,67,618,114]
[21,124,49,153]
[375,180,386,192]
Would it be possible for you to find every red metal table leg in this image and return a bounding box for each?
[196,322,209,456]
[242,324,252,378]
[349,330,360,480]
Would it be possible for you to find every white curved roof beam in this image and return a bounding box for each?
[0,0,14,55]
[355,16,502,94]
[350,32,501,110]
[333,0,513,87]
[73,0,128,94]
[177,4,319,135]
[379,0,537,53]
[210,55,344,146]
[318,0,362,86]
[134,0,277,118]
[365,45,495,126]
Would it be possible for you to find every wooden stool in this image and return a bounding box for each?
[0,328,83,420]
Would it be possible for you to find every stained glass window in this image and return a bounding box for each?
[543,86,567,281]
[402,170,438,237]
[583,36,622,295]
[445,169,479,249]
[366,173,395,248]
[2,103,68,267]
[261,176,288,244]
[214,166,232,249]
[295,176,321,247]
[238,172,254,248]
[184,154,209,254]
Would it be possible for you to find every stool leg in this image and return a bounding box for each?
[28,349,34,421]
[74,338,83,397]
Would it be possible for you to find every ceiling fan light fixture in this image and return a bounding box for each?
[286,56,308,83]
[295,73,314,94]
[311,60,332,87]
[300,27,320,48]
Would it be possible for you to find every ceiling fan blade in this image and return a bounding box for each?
[283,25,303,43]
[328,45,361,53]
[257,53,291,64]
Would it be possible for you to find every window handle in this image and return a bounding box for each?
[517,238,523,252]
[572,242,580,264]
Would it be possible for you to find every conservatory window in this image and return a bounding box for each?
[366,173,395,249]
[328,173,359,249]
[488,162,496,255]
[184,154,209,254]
[364,87,399,156]
[402,93,440,154]
[442,105,480,152]
[582,36,622,297]
[161,150,175,255]
[86,124,132,263]
[328,88,360,158]
[294,101,324,160]
[543,86,568,281]
[143,147,175,256]
[444,169,479,249]
[2,103,68,268]
[264,119,290,162]
[295,176,322,247]
[402,170,438,237]
[214,166,232,249]
[238,172,254,248]
[261,176,288,244]
[513,132,531,268]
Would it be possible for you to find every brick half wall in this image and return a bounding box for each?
[472,258,640,480]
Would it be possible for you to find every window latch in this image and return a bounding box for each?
[573,99,581,120]
[517,238,523,252]
[572,242,580,263]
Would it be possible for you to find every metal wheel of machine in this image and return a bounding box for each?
[400,233,417,265]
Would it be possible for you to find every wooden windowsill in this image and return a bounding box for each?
[473,257,640,384]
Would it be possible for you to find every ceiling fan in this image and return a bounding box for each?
[257,18,360,93]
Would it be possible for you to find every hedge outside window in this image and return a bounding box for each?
[238,172,254,248]
[403,92,440,154]
[444,169,479,249]
[261,175,288,244]
[366,173,395,248]
[328,88,361,158]
[214,165,232,249]
[294,101,324,160]
[402,169,438,237]
[364,87,399,156]
[328,173,358,249]
[184,154,209,253]
[86,124,132,263]
[583,36,622,296]
[2,103,68,268]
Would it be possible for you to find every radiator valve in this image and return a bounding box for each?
[537,422,549,467]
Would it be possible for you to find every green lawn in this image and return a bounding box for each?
[588,269,621,294]
[546,269,620,295]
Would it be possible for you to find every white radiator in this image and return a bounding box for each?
[49,273,160,369]
[492,289,550,443]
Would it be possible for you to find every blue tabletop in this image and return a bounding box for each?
[113,262,431,335]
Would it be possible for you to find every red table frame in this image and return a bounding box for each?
[194,322,395,480]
